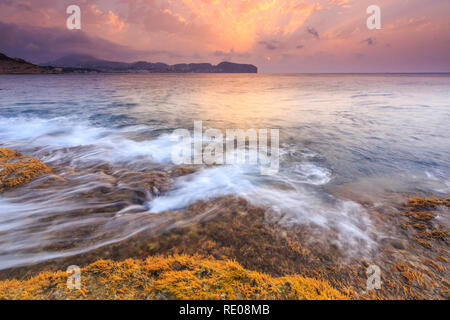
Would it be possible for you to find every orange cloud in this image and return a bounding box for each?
[0,0,449,72]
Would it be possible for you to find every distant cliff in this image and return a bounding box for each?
[0,53,258,74]
[44,54,258,73]
[0,53,56,74]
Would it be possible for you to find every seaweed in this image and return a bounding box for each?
[0,255,347,300]
[0,148,51,192]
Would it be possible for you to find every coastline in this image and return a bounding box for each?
[0,147,448,300]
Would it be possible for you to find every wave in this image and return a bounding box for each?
[147,162,373,248]
[0,116,181,167]
[0,116,375,269]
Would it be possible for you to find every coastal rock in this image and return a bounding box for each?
[112,169,173,196]
[0,148,51,192]
[0,254,346,300]
[0,53,56,74]
[215,61,258,73]
[169,165,197,177]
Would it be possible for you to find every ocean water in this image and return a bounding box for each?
[0,74,449,269]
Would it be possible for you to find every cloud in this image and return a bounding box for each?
[307,27,320,39]
[213,50,227,57]
[0,22,172,64]
[0,0,31,11]
[213,49,251,59]
[361,37,376,46]
[327,0,351,6]
[258,40,281,50]
[1,0,449,72]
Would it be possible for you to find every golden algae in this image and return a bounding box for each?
[420,230,448,241]
[399,197,449,249]
[0,148,22,160]
[0,254,347,300]
[406,197,450,209]
[0,147,51,192]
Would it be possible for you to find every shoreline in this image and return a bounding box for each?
[0,147,448,299]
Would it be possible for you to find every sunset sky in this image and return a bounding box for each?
[0,0,449,72]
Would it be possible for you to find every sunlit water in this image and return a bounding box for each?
[0,74,449,269]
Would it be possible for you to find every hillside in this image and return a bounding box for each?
[44,54,258,73]
[0,53,56,74]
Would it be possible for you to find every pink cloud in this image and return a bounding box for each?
[0,0,449,72]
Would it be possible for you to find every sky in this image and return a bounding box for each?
[0,0,449,72]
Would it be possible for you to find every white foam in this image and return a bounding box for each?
[148,163,373,246]
[148,165,257,212]
[291,162,332,185]
[0,115,374,266]
[0,116,177,164]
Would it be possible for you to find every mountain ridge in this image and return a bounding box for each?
[43,54,258,73]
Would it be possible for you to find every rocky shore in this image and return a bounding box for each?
[0,148,448,299]
[0,254,346,300]
[0,148,52,192]
[0,53,58,74]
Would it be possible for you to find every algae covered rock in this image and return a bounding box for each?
[0,147,51,193]
[0,254,347,300]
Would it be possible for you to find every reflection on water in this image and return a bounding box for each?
[0,74,449,269]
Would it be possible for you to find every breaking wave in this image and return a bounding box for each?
[0,115,373,269]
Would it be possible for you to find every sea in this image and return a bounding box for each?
[0,73,449,269]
